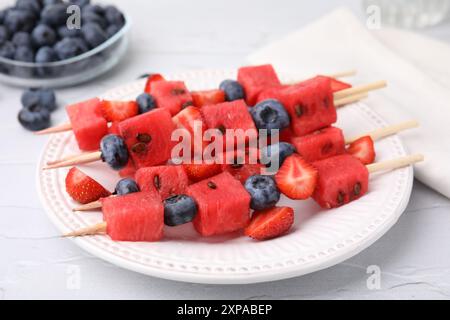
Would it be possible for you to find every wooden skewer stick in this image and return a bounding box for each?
[73,200,102,212]
[63,222,107,238]
[34,122,73,135]
[47,152,91,166]
[43,151,102,170]
[333,80,387,100]
[335,92,368,107]
[345,120,419,145]
[285,70,357,85]
[367,154,424,174]
[64,154,424,238]
[73,121,419,212]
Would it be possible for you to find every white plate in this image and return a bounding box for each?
[37,69,413,284]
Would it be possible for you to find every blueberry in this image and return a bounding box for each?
[81,11,107,29]
[261,142,296,169]
[136,93,156,114]
[81,22,107,48]
[32,24,57,47]
[219,79,245,102]
[12,32,32,47]
[41,3,68,26]
[0,26,9,45]
[0,9,6,24]
[69,0,90,7]
[15,0,42,17]
[35,46,58,63]
[114,178,140,196]
[72,37,89,52]
[0,42,16,59]
[54,37,85,59]
[82,4,104,16]
[4,9,36,33]
[43,0,63,6]
[57,25,81,38]
[14,46,34,62]
[163,195,198,227]
[21,88,57,111]
[104,5,124,26]
[251,99,290,132]
[106,24,121,38]
[18,105,51,131]
[100,134,129,170]
[244,175,281,211]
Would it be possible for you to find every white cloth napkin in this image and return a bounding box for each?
[247,8,450,198]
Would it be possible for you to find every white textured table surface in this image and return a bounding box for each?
[1,0,450,300]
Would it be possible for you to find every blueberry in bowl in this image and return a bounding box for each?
[0,0,130,88]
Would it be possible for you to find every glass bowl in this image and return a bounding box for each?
[0,16,131,88]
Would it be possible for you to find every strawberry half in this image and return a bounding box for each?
[183,163,222,183]
[191,89,225,108]
[275,154,318,200]
[65,167,111,204]
[245,206,294,241]
[347,136,376,165]
[102,100,139,122]
[144,73,165,94]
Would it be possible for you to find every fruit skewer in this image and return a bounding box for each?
[45,118,418,174]
[34,81,382,137]
[43,88,375,169]
[63,154,424,239]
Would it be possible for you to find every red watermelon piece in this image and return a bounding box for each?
[312,154,369,209]
[192,89,225,108]
[238,64,282,106]
[317,76,351,92]
[220,148,263,183]
[201,100,257,150]
[277,76,336,136]
[135,165,189,200]
[119,108,176,169]
[102,192,164,242]
[144,73,165,94]
[66,98,108,151]
[187,171,251,236]
[118,159,136,178]
[150,81,193,115]
[292,127,345,162]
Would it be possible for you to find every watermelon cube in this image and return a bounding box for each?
[135,165,189,200]
[118,159,136,178]
[187,171,251,236]
[201,100,257,150]
[277,77,336,136]
[238,64,282,106]
[220,148,263,184]
[312,154,369,209]
[292,127,345,162]
[119,108,176,169]
[66,98,108,151]
[150,81,193,116]
[102,191,164,242]
[191,89,225,108]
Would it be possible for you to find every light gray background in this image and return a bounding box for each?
[1,0,450,299]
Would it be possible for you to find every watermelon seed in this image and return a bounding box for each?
[207,181,217,189]
[181,101,194,109]
[294,104,304,117]
[354,183,362,196]
[217,125,226,135]
[337,191,345,204]
[153,175,161,190]
[323,97,330,108]
[231,163,244,169]
[136,133,152,143]
[321,142,334,155]
[131,142,147,154]
[171,88,186,95]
